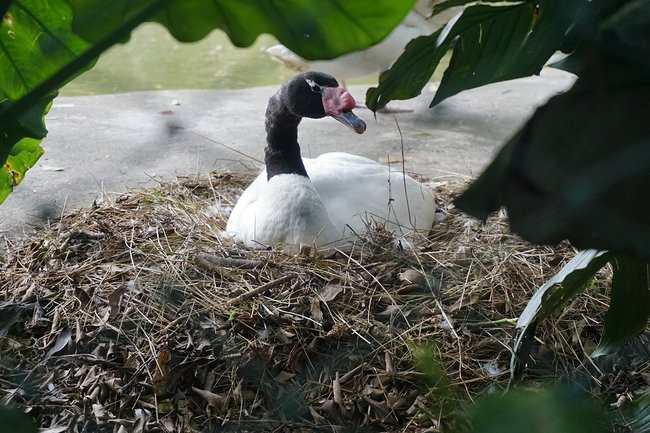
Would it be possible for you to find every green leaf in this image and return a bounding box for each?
[0,406,37,433]
[516,250,611,328]
[591,257,650,357]
[432,0,474,15]
[0,0,89,99]
[367,0,581,111]
[615,390,650,433]
[68,0,416,61]
[456,0,650,257]
[0,93,54,204]
[430,0,576,107]
[366,30,451,111]
[456,77,650,257]
[511,250,610,374]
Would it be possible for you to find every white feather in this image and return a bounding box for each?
[226,152,436,252]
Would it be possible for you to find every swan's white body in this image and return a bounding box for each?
[265,1,459,81]
[226,152,436,251]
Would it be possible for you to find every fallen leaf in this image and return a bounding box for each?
[191,387,226,409]
[398,269,425,286]
[40,165,65,172]
[319,281,344,302]
[274,371,296,383]
[108,286,125,318]
[45,327,71,358]
[40,427,67,433]
[152,349,171,394]
[310,297,323,323]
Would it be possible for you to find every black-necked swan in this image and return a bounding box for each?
[225,72,436,252]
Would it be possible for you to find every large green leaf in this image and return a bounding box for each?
[456,0,650,258]
[0,0,89,99]
[68,0,415,61]
[455,77,650,257]
[0,0,94,204]
[592,257,650,357]
[615,390,650,433]
[510,250,611,373]
[367,0,581,111]
[366,30,451,111]
[0,94,53,202]
[0,0,412,204]
[516,250,611,329]
[430,0,575,107]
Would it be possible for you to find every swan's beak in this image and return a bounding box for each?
[322,86,367,134]
[330,110,367,134]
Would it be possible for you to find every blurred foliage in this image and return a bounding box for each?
[411,343,612,433]
[468,386,609,433]
[0,406,37,433]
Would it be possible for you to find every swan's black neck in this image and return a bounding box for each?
[264,92,309,180]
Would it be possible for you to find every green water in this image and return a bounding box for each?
[61,23,371,96]
[61,23,293,95]
[61,23,448,96]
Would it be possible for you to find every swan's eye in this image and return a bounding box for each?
[306,79,324,94]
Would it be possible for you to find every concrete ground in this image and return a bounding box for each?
[0,68,575,239]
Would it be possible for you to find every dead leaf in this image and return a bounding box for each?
[274,371,296,383]
[332,372,347,417]
[642,372,650,386]
[385,352,395,377]
[309,406,327,425]
[152,349,171,394]
[310,297,323,323]
[131,415,146,433]
[319,281,344,301]
[320,399,344,425]
[40,427,68,433]
[191,387,226,409]
[108,286,124,318]
[45,327,71,358]
[448,294,481,313]
[362,395,390,416]
[398,269,425,286]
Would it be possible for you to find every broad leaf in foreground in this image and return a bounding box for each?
[470,387,608,433]
[68,0,415,61]
[511,250,610,373]
[0,0,89,203]
[0,406,37,433]
[0,0,88,99]
[456,0,650,258]
[592,257,650,357]
[0,0,413,204]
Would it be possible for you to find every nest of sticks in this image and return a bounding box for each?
[0,171,645,433]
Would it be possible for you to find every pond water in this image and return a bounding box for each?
[61,23,380,96]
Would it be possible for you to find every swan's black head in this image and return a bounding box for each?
[281,71,366,134]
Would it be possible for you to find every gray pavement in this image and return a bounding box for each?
[0,68,575,239]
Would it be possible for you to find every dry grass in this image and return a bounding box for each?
[0,171,637,432]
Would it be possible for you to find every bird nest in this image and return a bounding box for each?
[0,171,637,432]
